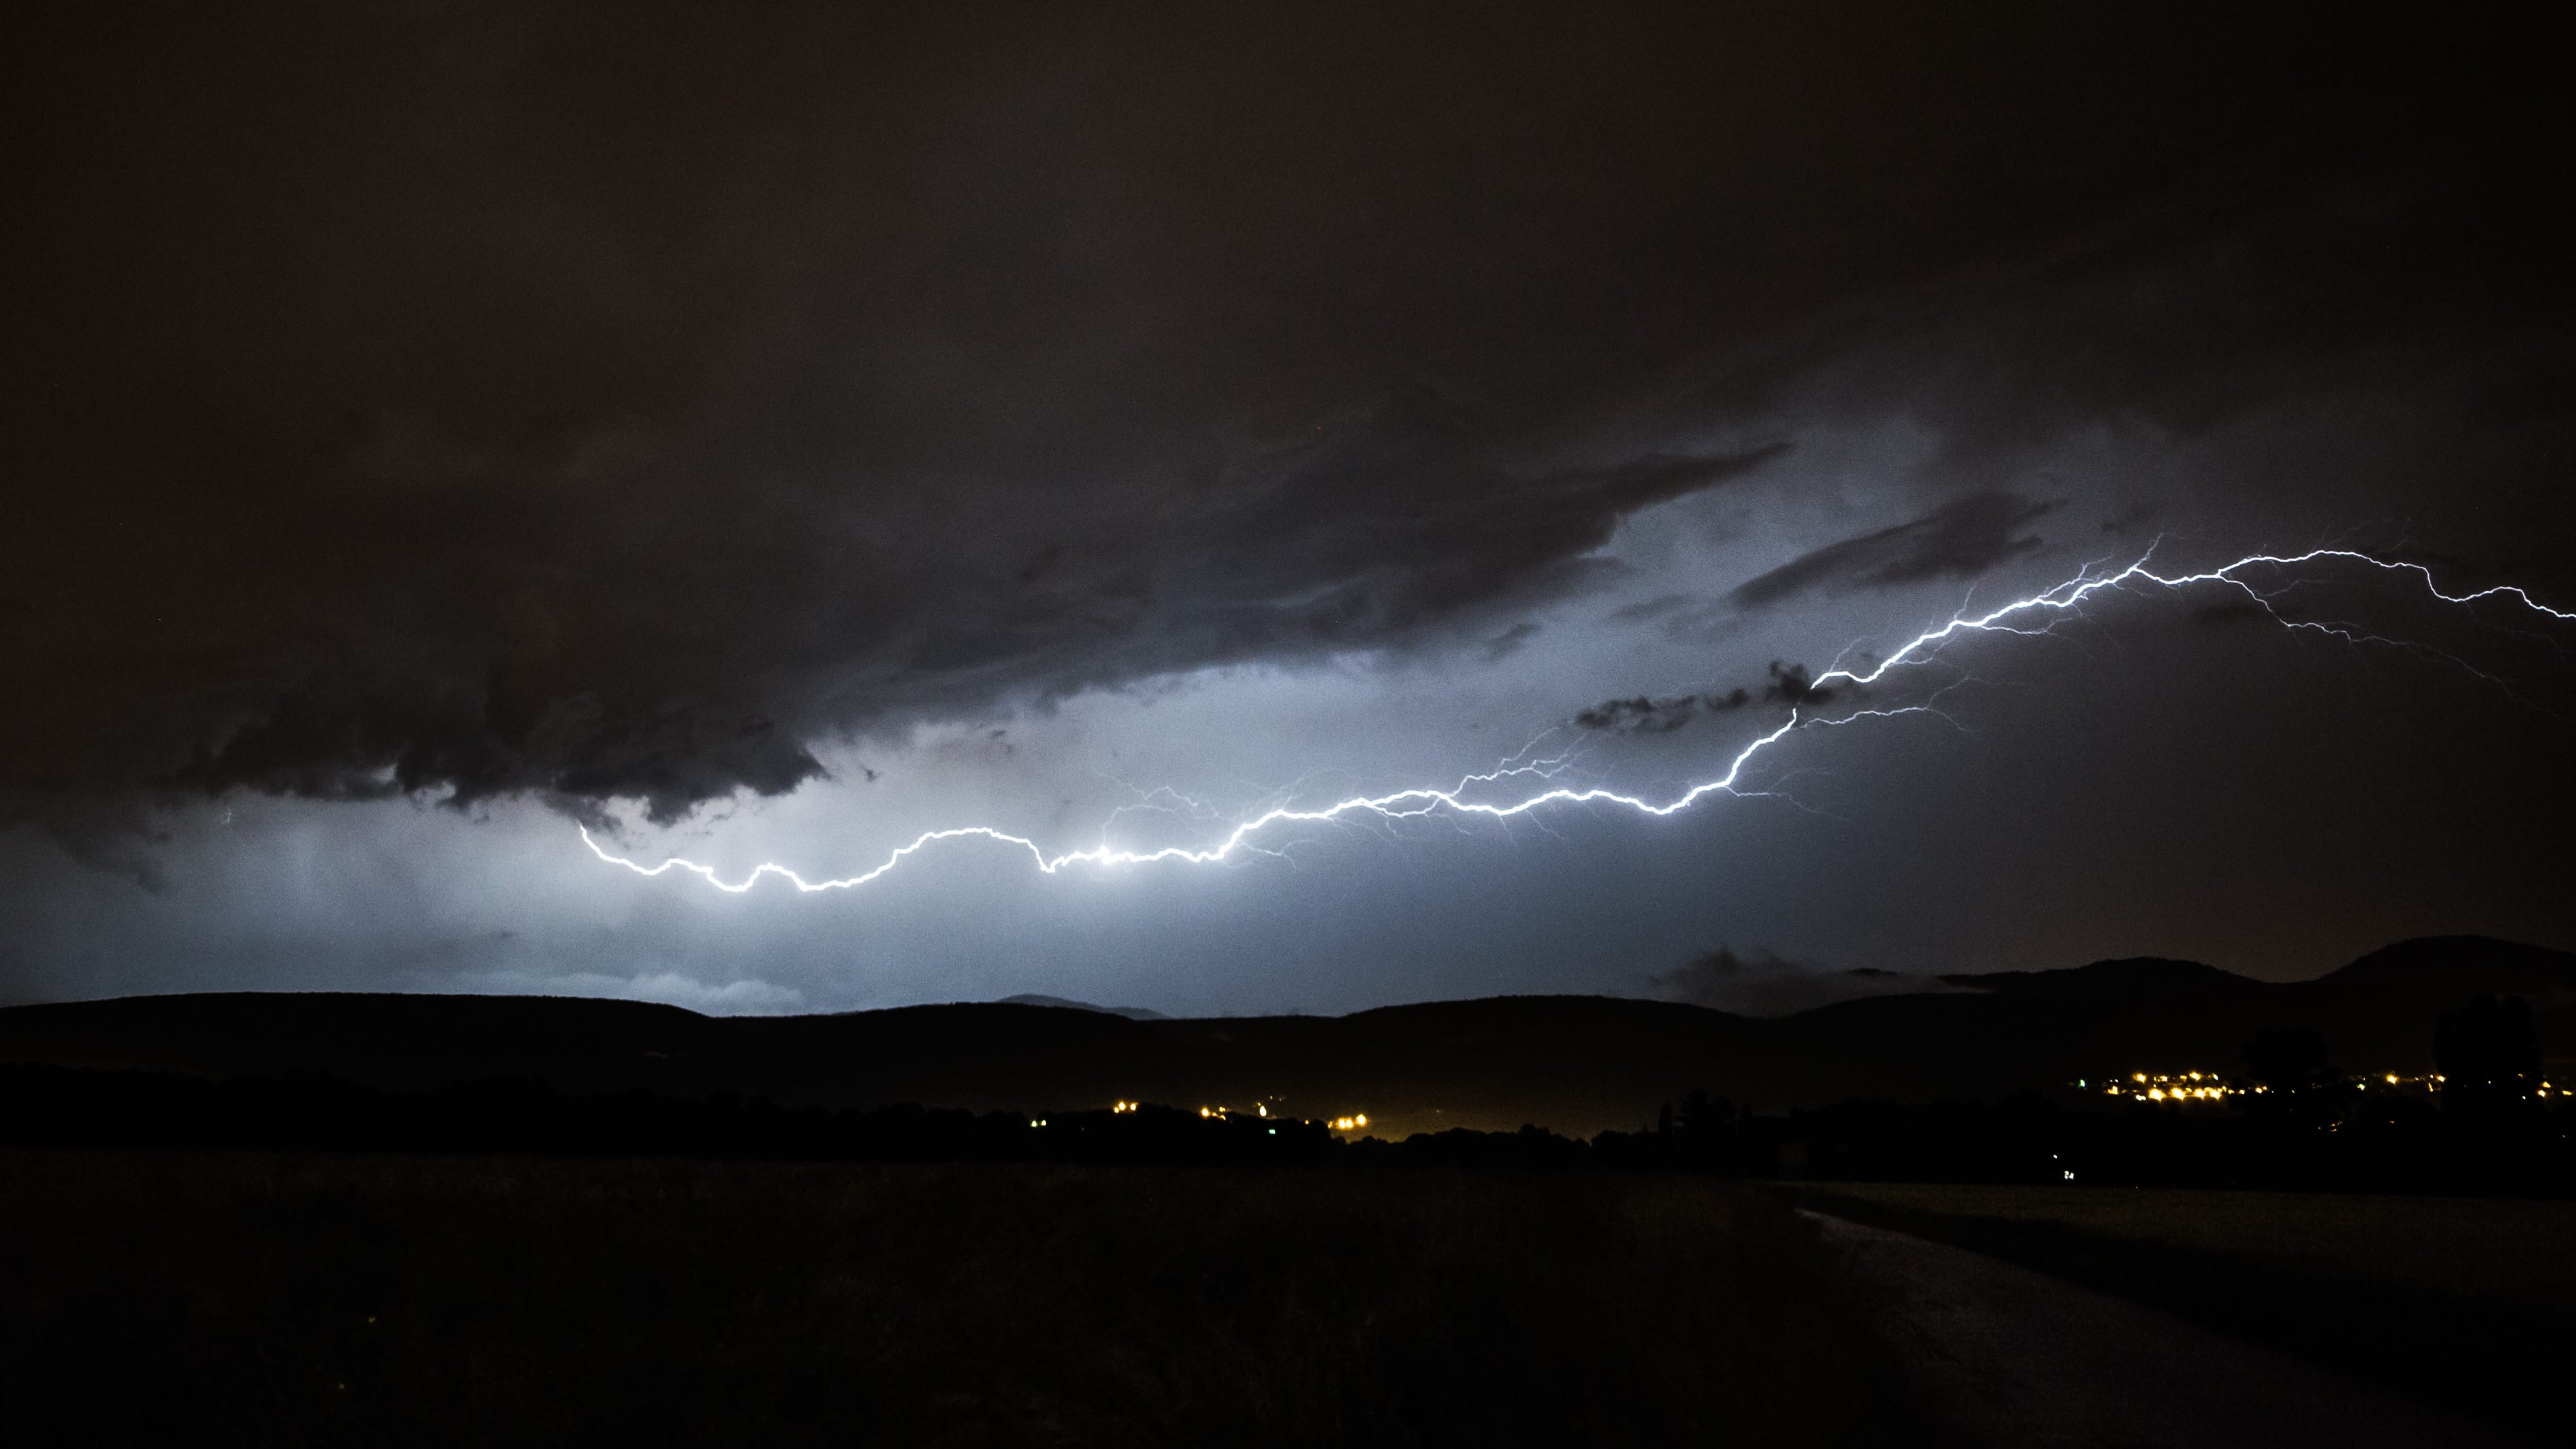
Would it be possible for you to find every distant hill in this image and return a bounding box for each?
[0,936,2566,1138]
[997,994,1170,1021]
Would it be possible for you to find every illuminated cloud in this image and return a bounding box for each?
[1,3,2569,1013]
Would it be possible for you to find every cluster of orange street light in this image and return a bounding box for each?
[2095,1071,2238,1102]
[2081,1070,2502,1103]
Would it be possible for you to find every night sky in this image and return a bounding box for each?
[5,3,2571,1015]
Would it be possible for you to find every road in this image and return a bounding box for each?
[1806,1212,2539,1449]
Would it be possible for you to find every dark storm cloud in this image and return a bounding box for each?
[1573,662,1833,734]
[3,1,2569,831]
[1646,946,1956,1018]
[1574,695,1724,736]
[1479,623,1543,664]
[1608,595,1697,626]
[1729,493,2058,608]
[1548,447,1792,507]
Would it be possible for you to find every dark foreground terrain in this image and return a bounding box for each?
[1806,1214,2534,1449]
[0,1151,1935,1448]
[1781,1183,2576,1444]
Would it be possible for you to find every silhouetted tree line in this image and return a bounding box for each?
[1758,995,2573,1194]
[0,1062,1655,1170]
[1346,1123,1595,1168]
[0,1066,1336,1165]
[1482,997,2573,1192]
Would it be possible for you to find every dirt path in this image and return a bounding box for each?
[1806,1211,2537,1449]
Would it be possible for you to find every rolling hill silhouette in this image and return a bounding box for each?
[1,936,2566,1138]
[996,993,1170,1021]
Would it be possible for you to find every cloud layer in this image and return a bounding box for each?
[3,1,2568,840]
[1731,494,2057,608]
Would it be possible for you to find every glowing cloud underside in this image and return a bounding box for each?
[581,548,2574,895]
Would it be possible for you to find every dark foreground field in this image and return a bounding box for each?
[0,1151,1936,1448]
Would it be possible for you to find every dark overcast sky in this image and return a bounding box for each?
[4,2,2571,1014]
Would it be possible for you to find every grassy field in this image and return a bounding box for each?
[1779,1181,2576,1442]
[0,1151,1937,1448]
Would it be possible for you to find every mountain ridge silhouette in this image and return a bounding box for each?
[1,936,2565,1137]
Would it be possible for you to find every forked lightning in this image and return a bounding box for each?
[582,547,2571,895]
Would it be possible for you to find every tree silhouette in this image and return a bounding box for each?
[2240,1028,2346,1129]
[2436,996,2541,1123]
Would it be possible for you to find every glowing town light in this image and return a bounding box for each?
[580,546,2573,896]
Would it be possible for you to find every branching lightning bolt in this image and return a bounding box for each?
[581,547,2572,895]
